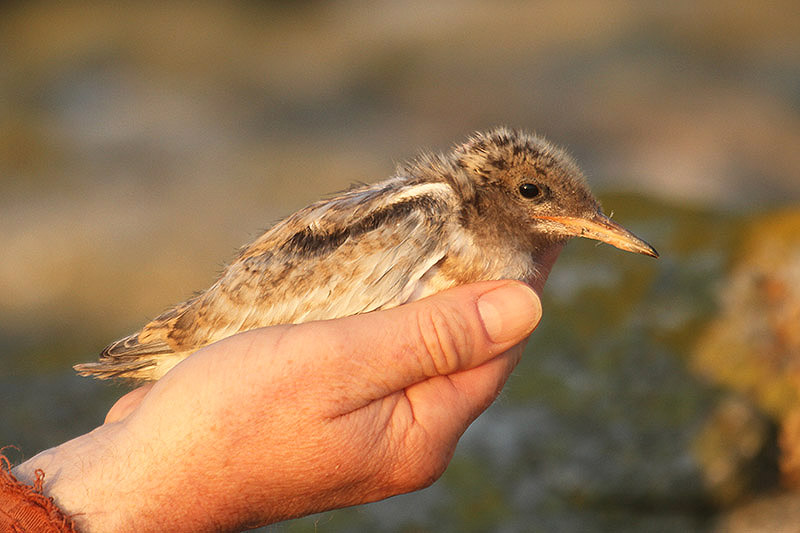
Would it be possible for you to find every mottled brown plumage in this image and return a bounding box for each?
[74,127,657,381]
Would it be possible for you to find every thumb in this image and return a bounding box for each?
[277,280,542,410]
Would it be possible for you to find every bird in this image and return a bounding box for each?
[74,127,658,381]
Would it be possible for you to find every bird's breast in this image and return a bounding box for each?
[403,231,538,304]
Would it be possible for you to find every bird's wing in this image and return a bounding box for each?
[83,177,459,376]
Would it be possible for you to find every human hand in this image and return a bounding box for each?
[14,280,543,532]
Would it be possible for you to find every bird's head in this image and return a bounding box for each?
[444,127,658,258]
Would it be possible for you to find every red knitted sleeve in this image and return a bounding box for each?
[0,451,78,532]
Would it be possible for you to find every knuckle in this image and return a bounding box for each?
[379,437,451,493]
[413,302,473,376]
[408,455,448,489]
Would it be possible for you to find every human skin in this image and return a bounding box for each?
[13,278,547,532]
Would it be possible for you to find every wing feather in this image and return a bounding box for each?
[79,177,459,379]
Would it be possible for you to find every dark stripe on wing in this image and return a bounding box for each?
[284,194,444,257]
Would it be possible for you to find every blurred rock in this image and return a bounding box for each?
[714,491,800,533]
[782,377,800,489]
[693,210,800,489]
[692,395,776,505]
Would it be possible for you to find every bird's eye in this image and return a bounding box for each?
[518,183,541,199]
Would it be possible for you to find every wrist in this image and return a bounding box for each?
[13,423,148,532]
[13,409,269,532]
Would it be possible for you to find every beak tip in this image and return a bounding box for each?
[644,246,659,259]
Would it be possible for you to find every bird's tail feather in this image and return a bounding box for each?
[73,358,158,381]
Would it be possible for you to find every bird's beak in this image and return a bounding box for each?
[536,212,659,258]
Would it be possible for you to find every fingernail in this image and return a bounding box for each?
[477,283,542,344]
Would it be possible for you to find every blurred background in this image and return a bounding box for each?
[2,1,800,531]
